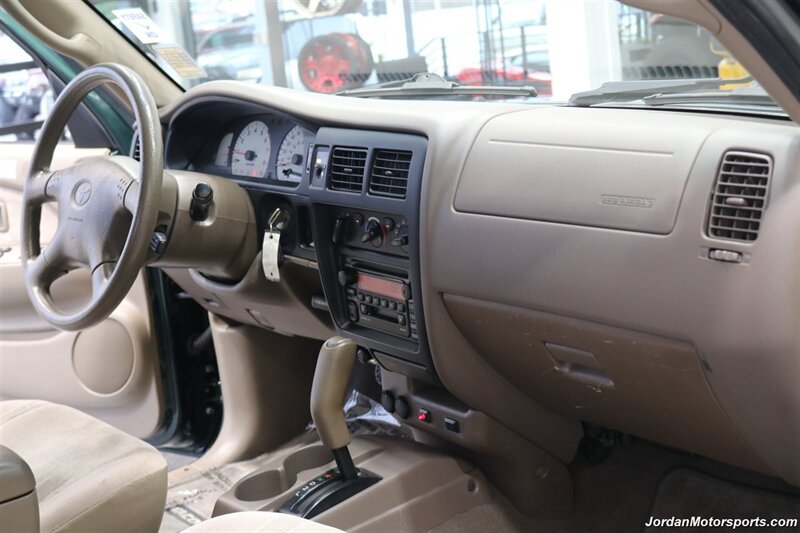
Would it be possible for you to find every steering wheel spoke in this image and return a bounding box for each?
[24,253,69,294]
[23,169,58,205]
[91,262,115,298]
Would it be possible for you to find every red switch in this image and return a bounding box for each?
[417,408,431,423]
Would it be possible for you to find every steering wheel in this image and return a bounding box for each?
[20,63,162,332]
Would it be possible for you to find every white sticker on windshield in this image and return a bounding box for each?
[112,8,167,45]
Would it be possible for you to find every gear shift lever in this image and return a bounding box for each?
[280,336,380,518]
[311,336,358,479]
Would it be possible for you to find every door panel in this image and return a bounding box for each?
[0,142,164,438]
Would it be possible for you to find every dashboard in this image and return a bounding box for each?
[157,81,800,491]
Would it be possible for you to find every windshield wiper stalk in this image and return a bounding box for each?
[337,73,537,99]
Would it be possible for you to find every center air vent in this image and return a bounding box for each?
[329,147,367,192]
[369,149,412,199]
[708,151,772,242]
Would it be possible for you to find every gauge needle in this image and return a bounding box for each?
[233,150,258,161]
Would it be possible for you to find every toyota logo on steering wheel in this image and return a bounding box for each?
[74,182,92,206]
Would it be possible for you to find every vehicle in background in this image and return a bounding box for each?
[454,44,551,96]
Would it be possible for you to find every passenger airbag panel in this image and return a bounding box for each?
[454,108,708,234]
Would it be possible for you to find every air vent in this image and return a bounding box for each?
[131,134,141,161]
[369,149,412,199]
[328,147,367,192]
[708,151,772,242]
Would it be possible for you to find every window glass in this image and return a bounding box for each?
[85,0,780,113]
[0,29,62,143]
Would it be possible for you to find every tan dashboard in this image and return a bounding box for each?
[159,82,800,489]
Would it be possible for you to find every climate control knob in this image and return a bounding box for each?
[361,219,383,247]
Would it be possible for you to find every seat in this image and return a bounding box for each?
[184,511,343,532]
[0,400,167,533]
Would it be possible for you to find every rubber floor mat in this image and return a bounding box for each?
[645,468,800,532]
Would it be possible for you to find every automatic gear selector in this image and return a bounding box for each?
[279,336,380,518]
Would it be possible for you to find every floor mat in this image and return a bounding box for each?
[645,468,800,532]
[429,442,800,533]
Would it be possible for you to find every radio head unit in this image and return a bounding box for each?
[343,268,418,342]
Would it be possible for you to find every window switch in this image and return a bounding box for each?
[444,417,460,433]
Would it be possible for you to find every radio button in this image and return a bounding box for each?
[389,301,397,310]
[397,303,406,312]
[357,293,365,301]
[380,299,389,308]
[398,315,407,326]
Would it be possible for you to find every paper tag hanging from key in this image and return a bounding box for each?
[262,229,281,282]
[262,208,286,283]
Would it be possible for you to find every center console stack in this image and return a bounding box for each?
[307,127,437,384]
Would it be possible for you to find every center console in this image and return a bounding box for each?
[308,128,436,384]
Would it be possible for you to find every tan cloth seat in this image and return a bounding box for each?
[0,400,167,533]
[184,512,344,532]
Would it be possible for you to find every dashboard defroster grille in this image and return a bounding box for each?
[329,147,368,192]
[708,151,772,242]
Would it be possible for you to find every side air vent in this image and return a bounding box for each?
[131,134,141,161]
[708,151,772,242]
[369,149,412,199]
[328,147,367,192]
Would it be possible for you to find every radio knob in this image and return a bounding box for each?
[361,220,383,246]
[337,270,354,286]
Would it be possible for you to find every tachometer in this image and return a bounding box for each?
[214,132,233,167]
[276,125,315,182]
[232,120,271,177]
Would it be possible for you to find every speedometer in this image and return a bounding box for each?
[232,120,271,177]
[276,125,315,182]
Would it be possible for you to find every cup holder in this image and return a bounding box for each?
[235,470,284,502]
[234,445,335,502]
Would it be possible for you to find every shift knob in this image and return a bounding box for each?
[311,336,357,450]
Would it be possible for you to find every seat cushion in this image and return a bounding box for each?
[0,400,167,533]
[184,512,344,532]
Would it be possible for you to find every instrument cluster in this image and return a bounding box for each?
[202,115,316,186]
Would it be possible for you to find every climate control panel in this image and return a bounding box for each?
[331,208,409,256]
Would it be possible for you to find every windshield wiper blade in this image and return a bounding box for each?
[337,72,537,98]
[642,84,775,107]
[568,77,753,107]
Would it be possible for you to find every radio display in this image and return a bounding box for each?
[357,273,405,300]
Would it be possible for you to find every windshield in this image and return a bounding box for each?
[86,0,781,112]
